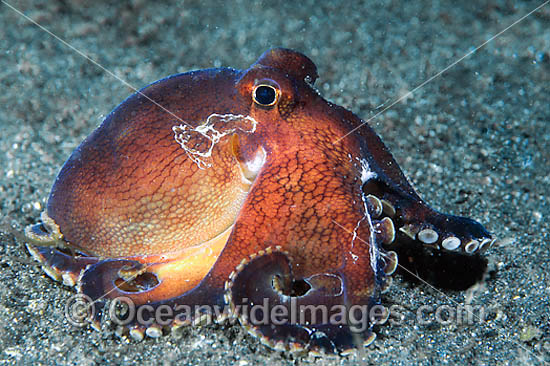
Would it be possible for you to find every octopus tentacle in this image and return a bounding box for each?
[362,179,493,255]
[335,105,493,255]
[380,188,493,254]
[27,244,99,287]
[226,244,383,355]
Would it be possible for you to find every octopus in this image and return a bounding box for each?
[25,48,494,355]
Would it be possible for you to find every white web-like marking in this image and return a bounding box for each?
[349,157,379,272]
[172,113,258,169]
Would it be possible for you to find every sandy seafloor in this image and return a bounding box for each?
[1,0,549,365]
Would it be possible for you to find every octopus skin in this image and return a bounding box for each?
[25,48,493,355]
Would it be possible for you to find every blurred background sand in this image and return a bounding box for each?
[1,1,549,365]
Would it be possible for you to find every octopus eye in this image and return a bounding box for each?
[252,84,278,107]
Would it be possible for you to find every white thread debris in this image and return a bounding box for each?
[356,157,379,271]
[349,156,379,270]
[173,113,257,169]
[359,157,377,183]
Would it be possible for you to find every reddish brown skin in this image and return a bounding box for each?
[29,48,492,354]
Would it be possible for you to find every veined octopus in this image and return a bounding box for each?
[25,48,493,355]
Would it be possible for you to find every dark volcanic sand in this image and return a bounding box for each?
[1,1,549,365]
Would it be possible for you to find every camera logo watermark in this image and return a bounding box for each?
[65,294,95,327]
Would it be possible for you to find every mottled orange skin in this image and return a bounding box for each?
[48,69,250,257]
[27,48,492,354]
[49,50,377,286]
